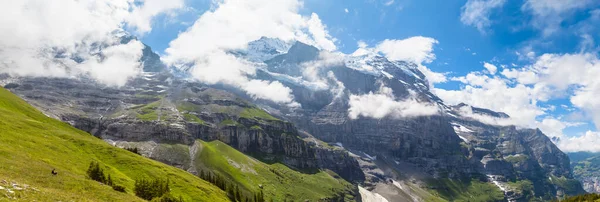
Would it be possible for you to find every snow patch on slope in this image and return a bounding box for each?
[392,180,421,202]
[358,186,389,202]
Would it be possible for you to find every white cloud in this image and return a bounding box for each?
[126,0,186,34]
[302,51,345,85]
[243,80,299,107]
[435,52,600,152]
[357,41,368,49]
[557,131,600,153]
[434,72,545,128]
[163,0,337,105]
[0,0,175,86]
[375,37,438,64]
[483,62,498,74]
[500,68,538,84]
[344,8,349,13]
[348,85,439,119]
[417,65,448,85]
[384,0,395,6]
[460,0,506,33]
[455,105,515,126]
[374,36,446,87]
[81,40,145,86]
[522,0,594,36]
[306,13,337,51]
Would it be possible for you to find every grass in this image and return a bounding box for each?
[549,175,583,194]
[136,100,161,121]
[425,178,505,202]
[219,119,240,127]
[556,193,600,202]
[153,144,192,168]
[177,102,201,112]
[195,140,356,202]
[572,155,600,178]
[0,87,229,201]
[183,113,206,125]
[504,155,529,164]
[507,180,533,199]
[239,108,279,121]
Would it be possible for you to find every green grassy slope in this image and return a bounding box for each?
[195,140,357,202]
[0,87,229,201]
[424,178,505,202]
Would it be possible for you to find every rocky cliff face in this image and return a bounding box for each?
[239,38,583,201]
[449,104,584,200]
[3,73,364,184]
[569,152,600,193]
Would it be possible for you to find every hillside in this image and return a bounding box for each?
[569,152,600,193]
[195,140,357,201]
[0,87,229,201]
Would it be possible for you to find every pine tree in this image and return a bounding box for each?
[235,185,241,202]
[107,174,113,186]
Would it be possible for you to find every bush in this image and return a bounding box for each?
[125,147,141,155]
[150,192,185,202]
[87,161,112,185]
[134,178,171,201]
[554,193,600,202]
[112,185,126,193]
[87,161,126,193]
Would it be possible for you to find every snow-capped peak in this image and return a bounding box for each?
[239,37,293,62]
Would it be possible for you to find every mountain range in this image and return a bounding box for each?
[0,36,592,201]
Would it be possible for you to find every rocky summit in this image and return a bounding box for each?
[1,37,587,201]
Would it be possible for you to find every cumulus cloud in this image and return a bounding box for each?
[483,62,498,74]
[460,0,506,33]
[556,131,600,152]
[435,52,600,152]
[348,85,439,119]
[81,41,145,86]
[500,68,538,84]
[374,36,446,86]
[455,105,515,126]
[434,72,545,128]
[375,37,438,64]
[126,0,186,34]
[164,0,337,105]
[0,0,176,86]
[302,52,345,84]
[522,0,595,36]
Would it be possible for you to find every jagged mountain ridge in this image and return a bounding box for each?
[1,36,585,201]
[225,37,585,201]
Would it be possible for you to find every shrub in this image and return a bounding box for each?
[87,161,126,193]
[125,147,140,155]
[112,185,126,193]
[134,178,171,201]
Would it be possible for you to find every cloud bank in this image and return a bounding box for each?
[0,0,179,86]
[435,52,600,152]
[164,0,337,106]
[348,85,439,119]
[355,37,447,87]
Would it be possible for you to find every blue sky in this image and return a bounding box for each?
[141,0,597,80]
